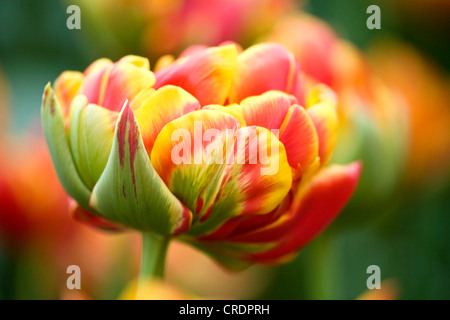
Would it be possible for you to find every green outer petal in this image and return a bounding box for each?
[68,97,116,189]
[82,104,115,185]
[41,83,91,208]
[67,95,93,188]
[90,103,192,235]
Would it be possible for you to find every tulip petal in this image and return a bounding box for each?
[202,104,247,127]
[101,56,156,112]
[189,126,292,236]
[82,58,113,105]
[150,110,241,222]
[81,56,155,112]
[41,83,91,208]
[230,43,305,104]
[67,95,91,187]
[238,91,294,129]
[279,104,320,176]
[54,71,83,118]
[248,162,361,263]
[80,104,117,186]
[90,103,192,235]
[307,85,338,166]
[235,91,319,176]
[154,44,238,106]
[67,97,116,190]
[133,85,201,153]
[84,58,113,76]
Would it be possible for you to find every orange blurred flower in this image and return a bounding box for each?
[0,136,69,250]
[356,279,399,300]
[370,40,450,187]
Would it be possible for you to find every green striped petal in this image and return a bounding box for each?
[90,102,192,235]
[41,83,91,208]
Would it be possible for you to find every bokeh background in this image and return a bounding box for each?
[0,0,449,299]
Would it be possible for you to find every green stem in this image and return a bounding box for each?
[139,232,170,283]
[307,233,338,300]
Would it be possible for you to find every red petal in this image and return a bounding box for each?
[230,43,305,105]
[249,162,361,263]
[154,45,238,106]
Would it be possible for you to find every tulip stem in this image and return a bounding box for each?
[307,234,337,299]
[139,232,170,284]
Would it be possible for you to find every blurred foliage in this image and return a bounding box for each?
[0,0,449,299]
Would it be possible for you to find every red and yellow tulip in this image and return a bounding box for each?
[42,43,360,269]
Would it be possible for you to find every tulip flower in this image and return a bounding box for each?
[42,43,360,281]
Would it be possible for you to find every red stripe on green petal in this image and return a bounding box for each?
[116,102,140,196]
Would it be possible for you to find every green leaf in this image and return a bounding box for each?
[90,102,192,235]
